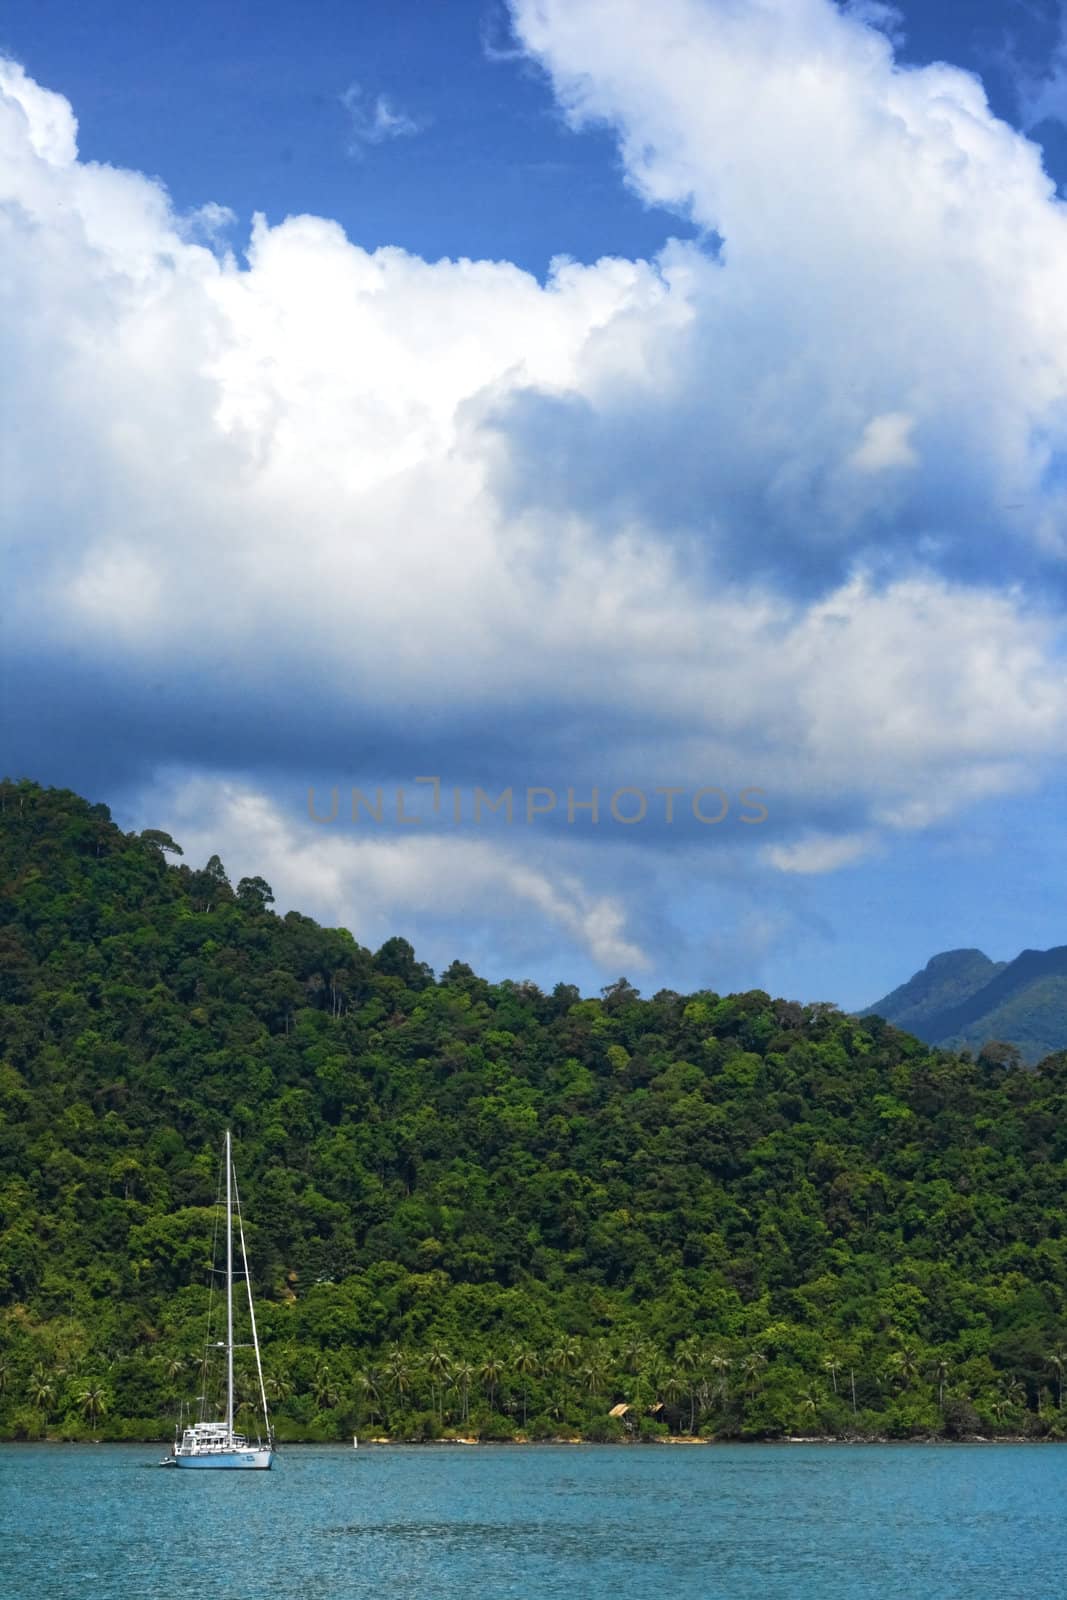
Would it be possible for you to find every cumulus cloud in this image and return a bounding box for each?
[0,57,76,164]
[4,0,1067,988]
[502,0,1067,589]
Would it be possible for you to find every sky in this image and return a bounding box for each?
[3,0,1067,1008]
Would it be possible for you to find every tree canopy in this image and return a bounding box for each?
[2,778,1067,1444]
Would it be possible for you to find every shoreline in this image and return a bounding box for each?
[3,1432,1057,1448]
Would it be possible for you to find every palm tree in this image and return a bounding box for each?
[313,1363,339,1410]
[550,1339,581,1377]
[28,1370,55,1415]
[675,1338,703,1433]
[161,1354,187,1401]
[512,1347,539,1428]
[355,1368,384,1426]
[451,1362,475,1425]
[580,1357,608,1400]
[1048,1345,1067,1409]
[264,1370,292,1404]
[479,1357,503,1414]
[928,1358,950,1409]
[659,1368,686,1430]
[822,1356,841,1396]
[621,1335,646,1377]
[547,1339,581,1415]
[77,1384,107,1431]
[708,1352,732,1388]
[236,1395,260,1428]
[425,1344,452,1420]
[695,1352,726,1414]
[385,1349,413,1412]
[887,1345,921,1390]
[798,1385,822,1425]
[740,1351,767,1397]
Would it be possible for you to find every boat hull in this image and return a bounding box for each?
[174,1449,273,1470]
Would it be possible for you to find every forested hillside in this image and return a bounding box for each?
[3,779,1067,1444]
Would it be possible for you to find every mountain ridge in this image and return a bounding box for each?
[865,945,1067,1064]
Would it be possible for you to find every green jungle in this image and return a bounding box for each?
[2,779,1067,1445]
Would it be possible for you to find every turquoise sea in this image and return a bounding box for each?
[2,1442,1064,1600]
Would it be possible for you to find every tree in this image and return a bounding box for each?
[580,1351,609,1399]
[622,1336,647,1378]
[451,1363,474,1425]
[375,937,433,988]
[162,1355,186,1391]
[5,778,1067,1449]
[425,1344,451,1420]
[513,1347,539,1428]
[140,829,183,856]
[386,1350,413,1411]
[545,1340,580,1417]
[740,1351,767,1397]
[28,1373,54,1415]
[313,1363,339,1410]
[660,1369,686,1426]
[928,1358,950,1409]
[480,1357,503,1413]
[887,1345,921,1389]
[708,1352,732,1391]
[978,1041,1022,1070]
[798,1385,823,1425]
[77,1384,108,1430]
[676,1338,703,1432]
[600,978,641,1011]
[265,1371,292,1404]
[356,1369,383,1426]
[236,876,275,910]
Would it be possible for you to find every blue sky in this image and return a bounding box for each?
[3,0,1067,1008]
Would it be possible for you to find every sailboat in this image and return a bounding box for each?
[162,1131,274,1469]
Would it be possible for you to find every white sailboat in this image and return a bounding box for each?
[162,1130,274,1470]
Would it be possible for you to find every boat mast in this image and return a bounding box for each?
[233,1166,271,1444]
[225,1128,234,1443]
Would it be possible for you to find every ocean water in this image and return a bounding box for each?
[1,1441,1065,1600]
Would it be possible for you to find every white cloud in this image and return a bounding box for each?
[1011,11,1067,133]
[847,412,918,474]
[341,83,422,156]
[5,1,1067,979]
[152,777,648,972]
[506,0,1067,566]
[0,57,77,164]
[841,2,905,43]
[762,830,880,875]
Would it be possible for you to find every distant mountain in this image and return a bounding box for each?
[865,946,1067,1065]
